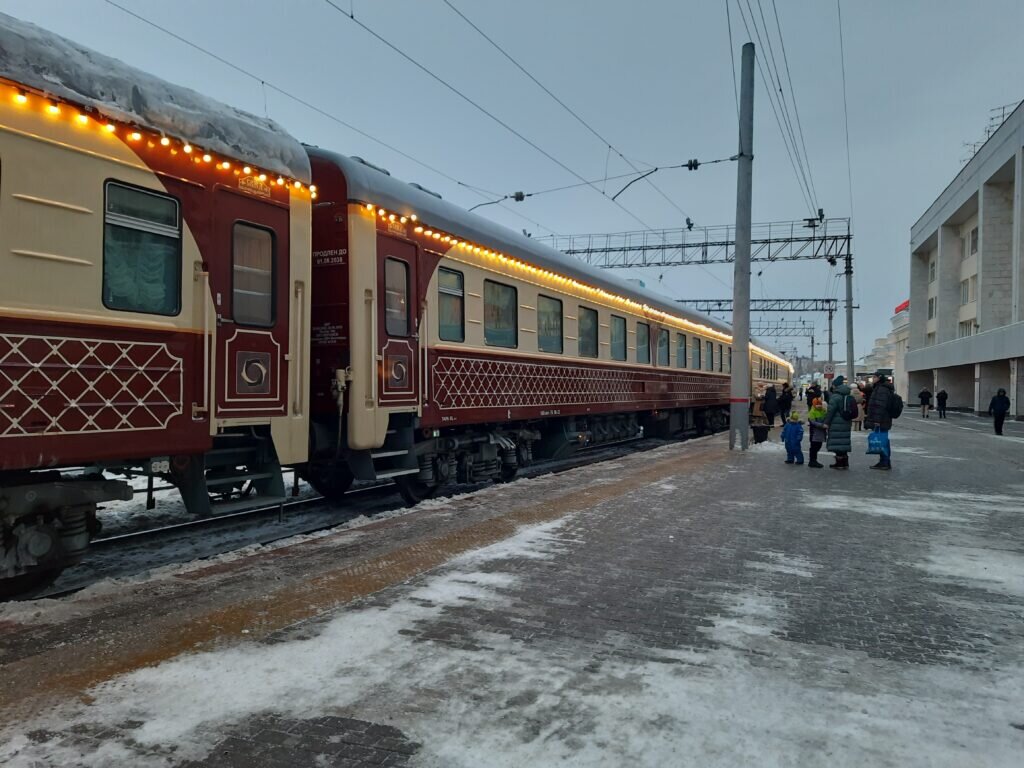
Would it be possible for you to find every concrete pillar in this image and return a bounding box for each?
[937,227,962,342]
[980,180,1014,330]
[976,360,1011,415]
[935,365,975,411]
[909,249,930,349]
[1012,149,1023,323]
[1011,358,1019,418]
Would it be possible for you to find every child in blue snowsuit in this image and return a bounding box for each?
[781,411,804,465]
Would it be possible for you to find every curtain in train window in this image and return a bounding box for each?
[657,329,669,366]
[537,295,563,353]
[484,279,517,347]
[705,341,714,371]
[676,334,687,368]
[103,182,180,315]
[578,306,598,357]
[438,267,464,342]
[232,223,275,327]
[610,315,626,360]
[691,336,701,369]
[636,322,650,364]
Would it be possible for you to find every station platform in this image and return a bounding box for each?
[2,414,1023,767]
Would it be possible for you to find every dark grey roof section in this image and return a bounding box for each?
[312,147,784,359]
[0,12,310,183]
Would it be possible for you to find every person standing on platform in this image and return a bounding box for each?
[778,383,794,423]
[806,397,827,469]
[918,387,933,418]
[781,411,804,465]
[806,382,822,411]
[936,389,948,419]
[988,388,1011,435]
[764,385,779,427]
[824,376,853,469]
[866,375,897,470]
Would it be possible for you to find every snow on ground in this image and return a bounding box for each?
[745,551,819,578]
[918,543,1024,598]
[803,491,1010,524]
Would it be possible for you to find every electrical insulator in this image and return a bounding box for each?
[686,158,700,170]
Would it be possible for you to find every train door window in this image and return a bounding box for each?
[103,181,180,315]
[484,279,517,347]
[438,267,465,342]
[538,295,563,353]
[232,223,276,327]
[383,257,409,336]
[657,329,669,366]
[705,341,714,371]
[691,336,701,369]
[676,334,687,368]
[717,344,724,372]
[636,322,650,364]
[578,306,598,357]
[610,315,627,360]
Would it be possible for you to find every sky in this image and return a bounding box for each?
[5,0,1024,361]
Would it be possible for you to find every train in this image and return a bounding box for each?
[0,13,791,596]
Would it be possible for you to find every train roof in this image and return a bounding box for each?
[0,12,310,183]
[310,148,786,361]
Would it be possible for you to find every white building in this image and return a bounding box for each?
[907,102,1024,415]
[860,300,909,396]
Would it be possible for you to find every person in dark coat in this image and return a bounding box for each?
[778,384,794,423]
[824,376,853,469]
[918,387,932,418]
[988,388,1011,435]
[866,376,896,470]
[936,389,948,419]
[805,382,822,411]
[763,385,779,427]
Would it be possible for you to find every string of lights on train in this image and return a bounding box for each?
[363,203,793,373]
[6,83,316,198]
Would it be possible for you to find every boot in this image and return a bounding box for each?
[808,461,824,468]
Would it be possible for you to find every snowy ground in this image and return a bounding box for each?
[2,418,1022,766]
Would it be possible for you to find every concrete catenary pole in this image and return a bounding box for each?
[730,42,754,451]
[844,252,855,380]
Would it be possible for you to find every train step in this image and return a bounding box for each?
[373,467,421,480]
[204,472,276,487]
[370,449,409,459]
[208,495,289,516]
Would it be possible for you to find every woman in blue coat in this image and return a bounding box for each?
[824,376,853,469]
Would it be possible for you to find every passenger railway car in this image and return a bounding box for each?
[0,14,790,595]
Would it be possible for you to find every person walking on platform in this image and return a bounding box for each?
[824,376,854,469]
[778,383,794,423]
[866,376,899,470]
[781,412,804,465]
[918,387,933,418]
[763,385,779,427]
[988,388,1011,435]
[936,389,948,419]
[806,397,828,468]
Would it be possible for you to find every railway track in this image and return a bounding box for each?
[26,435,689,601]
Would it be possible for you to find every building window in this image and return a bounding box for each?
[437,267,464,342]
[578,306,598,357]
[958,320,975,338]
[960,279,970,306]
[636,322,651,364]
[610,315,626,360]
[232,223,275,327]
[927,331,936,346]
[102,181,181,315]
[970,275,977,302]
[970,226,979,255]
[676,333,687,368]
[705,340,714,371]
[382,258,409,336]
[657,329,670,366]
[692,336,702,369]
[537,295,563,353]
[484,279,517,348]
[928,259,936,283]
[927,296,936,320]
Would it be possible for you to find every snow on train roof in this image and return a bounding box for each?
[0,12,310,183]
[315,149,786,360]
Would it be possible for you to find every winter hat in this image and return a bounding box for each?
[833,375,845,386]
[788,411,801,422]
[812,397,823,407]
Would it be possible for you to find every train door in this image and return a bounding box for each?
[376,234,419,406]
[212,188,291,418]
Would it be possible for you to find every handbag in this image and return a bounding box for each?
[866,427,890,457]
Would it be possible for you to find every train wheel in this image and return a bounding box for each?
[394,476,441,506]
[305,462,355,504]
[0,568,63,601]
[497,464,519,483]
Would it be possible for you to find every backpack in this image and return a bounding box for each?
[840,395,858,421]
[888,393,904,419]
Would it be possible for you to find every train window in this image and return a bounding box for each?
[438,267,464,342]
[484,279,517,348]
[717,344,723,372]
[657,329,669,366]
[726,347,732,373]
[704,341,713,371]
[538,295,563,353]
[578,306,598,358]
[232,223,276,327]
[102,181,180,316]
[676,334,687,368]
[636,322,650,364]
[691,336,701,369]
[610,315,627,360]
[383,258,409,336]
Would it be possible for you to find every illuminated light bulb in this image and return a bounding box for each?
[170,149,178,155]
[276,176,284,185]
[202,154,212,163]
[76,112,88,125]
[365,203,374,211]
[378,208,386,216]
[311,192,318,199]
[104,123,116,133]
[309,185,317,193]
[160,136,170,146]
[379,209,387,217]
[443,236,450,242]
[433,232,441,240]
[234,169,240,176]
[424,230,433,237]
[399,216,407,224]
[414,226,424,233]
[129,131,141,141]
[388,214,396,221]
[14,89,27,105]
[258,173,267,181]
[221,161,231,170]
[409,214,417,221]
[47,101,60,115]
[183,143,193,153]
[473,247,481,253]
[243,166,252,174]
[293,180,301,189]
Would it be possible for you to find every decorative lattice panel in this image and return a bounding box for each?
[0,333,184,437]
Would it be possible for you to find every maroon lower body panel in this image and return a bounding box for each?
[0,316,210,470]
[421,349,730,429]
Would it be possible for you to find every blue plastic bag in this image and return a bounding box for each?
[866,428,890,457]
